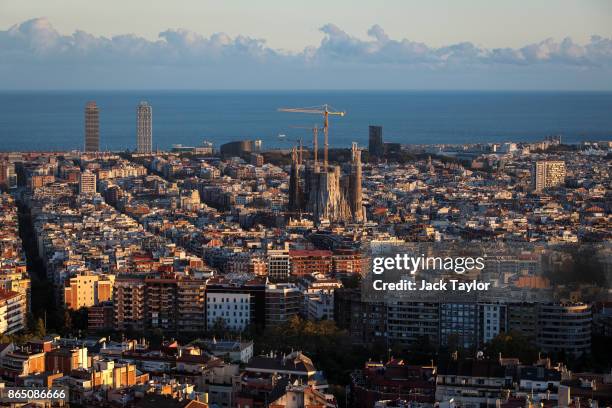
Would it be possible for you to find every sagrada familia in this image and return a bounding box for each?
[288,142,364,225]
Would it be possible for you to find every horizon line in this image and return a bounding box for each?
[2,88,612,93]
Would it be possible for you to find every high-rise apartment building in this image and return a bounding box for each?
[478,303,507,345]
[387,300,439,347]
[144,274,207,334]
[136,101,152,153]
[507,303,538,341]
[0,289,26,335]
[114,276,146,331]
[63,273,114,310]
[84,101,100,152]
[537,303,591,356]
[334,288,387,346]
[205,277,266,331]
[289,250,333,277]
[266,248,291,280]
[265,283,301,326]
[79,170,97,195]
[532,160,566,191]
[368,125,384,158]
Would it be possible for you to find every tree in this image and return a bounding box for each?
[254,316,369,385]
[407,335,436,364]
[340,274,361,289]
[211,318,229,338]
[485,331,537,363]
[62,309,73,334]
[34,318,46,338]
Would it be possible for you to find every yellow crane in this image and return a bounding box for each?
[278,104,345,168]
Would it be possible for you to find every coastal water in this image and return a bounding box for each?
[0,91,611,152]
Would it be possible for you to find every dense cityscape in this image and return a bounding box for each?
[0,100,610,408]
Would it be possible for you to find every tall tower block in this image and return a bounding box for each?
[136,101,153,153]
[84,101,100,152]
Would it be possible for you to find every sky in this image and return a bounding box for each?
[1,0,611,90]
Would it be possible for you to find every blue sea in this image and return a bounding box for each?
[0,91,611,152]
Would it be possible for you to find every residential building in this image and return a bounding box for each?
[479,303,507,346]
[114,276,146,331]
[267,248,290,280]
[45,346,88,373]
[507,303,538,341]
[436,358,512,407]
[88,301,115,331]
[536,303,591,356]
[439,303,479,350]
[351,360,436,408]
[79,170,97,195]
[0,289,26,335]
[265,283,301,326]
[63,273,114,310]
[290,250,332,277]
[387,301,439,347]
[532,161,566,191]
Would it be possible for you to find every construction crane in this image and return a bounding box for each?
[278,104,345,168]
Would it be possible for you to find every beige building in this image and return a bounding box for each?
[79,170,97,195]
[0,289,26,335]
[0,270,31,314]
[63,273,114,310]
[532,160,566,191]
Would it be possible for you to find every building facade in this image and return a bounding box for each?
[0,289,26,335]
[63,273,113,310]
[136,101,153,153]
[532,160,566,191]
[265,283,301,326]
[536,303,591,356]
[84,101,100,152]
[368,125,384,158]
[79,170,97,195]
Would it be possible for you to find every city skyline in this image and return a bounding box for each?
[0,3,610,407]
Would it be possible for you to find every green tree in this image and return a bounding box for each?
[34,318,46,338]
[211,318,229,338]
[62,309,73,334]
[485,331,537,363]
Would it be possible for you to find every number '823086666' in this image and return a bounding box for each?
[1,387,68,402]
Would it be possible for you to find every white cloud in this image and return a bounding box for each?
[0,18,611,89]
[313,24,612,67]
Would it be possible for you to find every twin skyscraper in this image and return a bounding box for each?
[84,101,152,153]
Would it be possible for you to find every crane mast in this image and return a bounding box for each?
[278,104,345,169]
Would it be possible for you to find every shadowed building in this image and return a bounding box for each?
[368,125,384,158]
[136,101,152,153]
[84,101,100,152]
[220,140,261,158]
